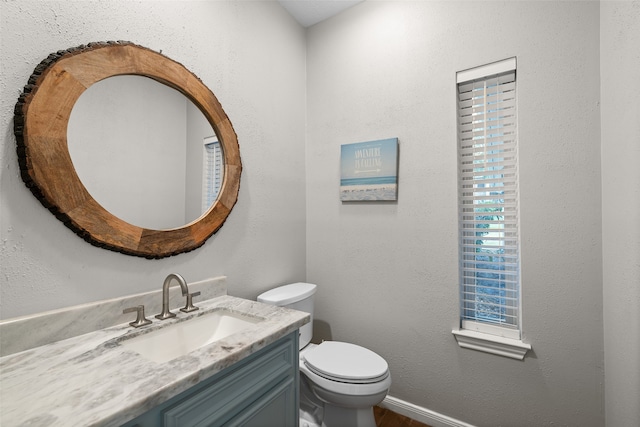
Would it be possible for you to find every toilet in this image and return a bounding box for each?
[257,283,391,427]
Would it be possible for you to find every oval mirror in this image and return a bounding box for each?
[14,41,241,258]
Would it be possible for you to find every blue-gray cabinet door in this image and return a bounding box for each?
[121,332,298,427]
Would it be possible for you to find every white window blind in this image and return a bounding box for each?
[202,136,223,214]
[456,58,521,339]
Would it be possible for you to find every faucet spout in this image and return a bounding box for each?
[156,273,190,320]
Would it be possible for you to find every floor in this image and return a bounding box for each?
[374,406,432,427]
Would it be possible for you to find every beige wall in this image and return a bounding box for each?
[601,1,640,426]
[0,0,308,318]
[306,1,604,425]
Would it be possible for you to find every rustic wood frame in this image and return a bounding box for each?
[14,41,241,259]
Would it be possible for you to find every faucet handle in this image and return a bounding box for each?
[180,291,201,313]
[123,305,152,328]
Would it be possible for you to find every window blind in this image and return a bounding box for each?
[202,137,223,214]
[456,58,520,339]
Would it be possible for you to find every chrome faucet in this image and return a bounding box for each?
[156,273,190,320]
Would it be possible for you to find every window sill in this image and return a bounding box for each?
[452,329,531,360]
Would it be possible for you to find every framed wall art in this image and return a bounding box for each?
[340,137,398,201]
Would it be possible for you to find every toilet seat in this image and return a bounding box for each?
[303,341,389,384]
[300,342,391,399]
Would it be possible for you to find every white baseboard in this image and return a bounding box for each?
[380,395,476,427]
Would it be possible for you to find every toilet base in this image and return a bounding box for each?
[321,404,376,427]
[300,402,322,427]
[300,416,322,427]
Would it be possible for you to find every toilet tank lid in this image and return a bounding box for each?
[257,282,317,306]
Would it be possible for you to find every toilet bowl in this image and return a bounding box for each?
[300,341,391,427]
[257,283,391,427]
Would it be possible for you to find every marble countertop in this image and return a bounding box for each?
[0,295,309,427]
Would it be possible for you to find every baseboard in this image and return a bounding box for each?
[380,395,476,427]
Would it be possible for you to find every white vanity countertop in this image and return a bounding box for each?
[0,295,309,427]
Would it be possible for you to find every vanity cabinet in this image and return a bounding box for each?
[122,332,299,427]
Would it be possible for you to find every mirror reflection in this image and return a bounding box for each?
[68,75,223,230]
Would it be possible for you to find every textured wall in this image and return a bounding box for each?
[0,1,307,319]
[601,1,640,426]
[306,1,604,426]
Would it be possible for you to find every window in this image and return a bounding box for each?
[202,136,223,214]
[453,58,530,359]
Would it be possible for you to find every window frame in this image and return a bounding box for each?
[451,58,531,359]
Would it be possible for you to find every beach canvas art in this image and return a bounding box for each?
[340,138,398,201]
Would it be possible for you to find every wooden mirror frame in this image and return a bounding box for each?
[14,41,241,259]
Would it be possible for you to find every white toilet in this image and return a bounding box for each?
[257,283,391,427]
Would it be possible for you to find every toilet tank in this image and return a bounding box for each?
[257,282,317,349]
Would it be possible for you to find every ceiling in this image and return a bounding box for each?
[278,0,364,28]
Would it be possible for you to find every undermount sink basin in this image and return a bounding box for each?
[121,309,262,363]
